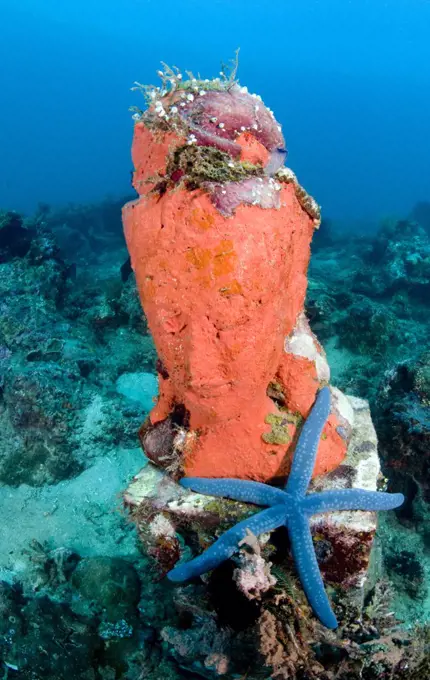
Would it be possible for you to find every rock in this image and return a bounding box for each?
[308,395,382,610]
[72,556,140,621]
[125,392,383,614]
[0,211,34,262]
[124,392,411,678]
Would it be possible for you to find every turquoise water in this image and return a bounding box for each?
[0,1,429,678]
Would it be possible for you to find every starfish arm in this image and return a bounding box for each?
[302,489,405,515]
[287,510,338,629]
[180,477,287,507]
[167,504,287,582]
[285,387,332,497]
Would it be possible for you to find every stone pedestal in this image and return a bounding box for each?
[124,392,385,676]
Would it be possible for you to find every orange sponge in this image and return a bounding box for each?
[123,76,348,482]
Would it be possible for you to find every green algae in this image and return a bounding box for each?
[131,53,240,113]
[198,496,255,533]
[262,413,292,445]
[166,144,263,188]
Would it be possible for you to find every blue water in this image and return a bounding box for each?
[1,0,430,225]
[1,3,430,678]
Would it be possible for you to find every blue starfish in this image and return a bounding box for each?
[167,387,404,629]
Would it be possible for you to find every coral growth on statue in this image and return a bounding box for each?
[122,63,351,483]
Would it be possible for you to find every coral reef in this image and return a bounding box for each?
[306,216,429,400]
[35,196,134,264]
[0,207,156,487]
[0,211,34,262]
[0,198,166,678]
[0,186,429,678]
[376,355,430,504]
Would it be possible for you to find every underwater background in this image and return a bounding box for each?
[0,0,430,678]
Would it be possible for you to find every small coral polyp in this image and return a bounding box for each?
[123,64,348,482]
